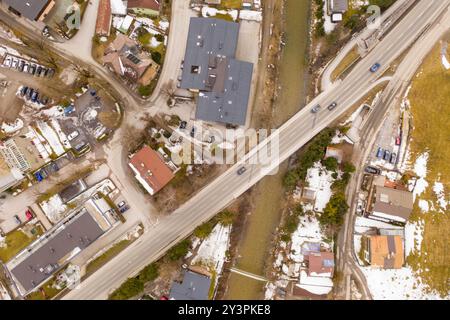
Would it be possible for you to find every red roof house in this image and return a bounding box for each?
[307,252,334,277]
[96,0,112,37]
[129,145,175,195]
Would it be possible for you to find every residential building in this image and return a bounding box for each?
[129,145,175,195]
[180,18,254,126]
[169,270,211,300]
[329,0,348,22]
[362,235,404,269]
[3,0,55,21]
[307,251,334,277]
[8,207,108,295]
[366,185,414,224]
[127,0,160,16]
[95,0,112,37]
[102,33,159,86]
[0,156,23,193]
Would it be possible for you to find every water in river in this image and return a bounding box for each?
[224,0,310,300]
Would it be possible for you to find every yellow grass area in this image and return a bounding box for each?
[219,0,243,9]
[406,41,450,297]
[331,46,360,82]
[0,226,43,263]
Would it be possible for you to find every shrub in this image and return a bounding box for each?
[138,263,159,283]
[194,221,215,239]
[151,51,162,64]
[109,277,144,300]
[167,239,191,261]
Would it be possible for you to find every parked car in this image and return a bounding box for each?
[39,68,47,77]
[29,64,36,74]
[46,68,55,78]
[237,166,247,175]
[39,96,49,105]
[20,86,28,96]
[31,90,39,102]
[395,136,401,145]
[383,150,391,161]
[67,130,79,141]
[35,171,44,182]
[25,210,33,221]
[35,66,42,76]
[327,102,337,111]
[370,62,381,73]
[311,104,321,113]
[376,147,384,158]
[14,215,21,225]
[117,201,126,208]
[390,153,397,164]
[179,121,187,129]
[27,88,34,100]
[119,205,130,213]
[23,63,29,73]
[18,60,25,72]
[3,57,11,67]
[11,59,19,69]
[365,166,381,174]
[190,126,196,138]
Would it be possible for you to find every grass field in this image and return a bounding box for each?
[219,0,243,9]
[85,240,132,277]
[406,41,450,297]
[331,46,360,82]
[0,226,43,263]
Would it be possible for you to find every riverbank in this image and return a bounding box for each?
[223,0,311,299]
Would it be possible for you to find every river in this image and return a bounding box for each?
[224,0,310,299]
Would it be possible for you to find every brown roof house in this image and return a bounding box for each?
[102,34,159,86]
[297,251,335,297]
[95,0,112,37]
[129,145,175,195]
[367,186,413,224]
[127,0,160,16]
[362,235,404,269]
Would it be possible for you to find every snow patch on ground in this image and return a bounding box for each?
[418,199,429,213]
[191,224,231,275]
[305,162,334,212]
[40,194,68,224]
[404,220,424,256]
[432,181,448,211]
[413,152,429,201]
[361,267,447,300]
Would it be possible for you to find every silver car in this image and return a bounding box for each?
[311,104,321,113]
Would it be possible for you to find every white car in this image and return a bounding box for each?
[23,63,29,73]
[3,57,11,67]
[11,59,18,69]
[67,130,79,141]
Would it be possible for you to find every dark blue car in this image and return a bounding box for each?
[35,172,44,182]
[376,147,384,158]
[370,63,381,73]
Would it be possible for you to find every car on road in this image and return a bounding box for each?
[383,150,391,161]
[376,147,384,158]
[14,215,21,225]
[365,166,381,175]
[67,130,79,141]
[237,166,247,175]
[370,62,381,73]
[327,102,337,111]
[311,104,321,113]
[390,152,397,164]
[179,121,187,129]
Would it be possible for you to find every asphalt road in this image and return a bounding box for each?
[62,0,450,299]
[337,5,450,300]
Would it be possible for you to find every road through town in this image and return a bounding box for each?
[62,0,450,299]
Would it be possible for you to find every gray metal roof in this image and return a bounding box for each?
[180,17,240,91]
[169,270,211,300]
[4,0,50,20]
[196,59,253,125]
[10,209,105,293]
[330,0,348,12]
